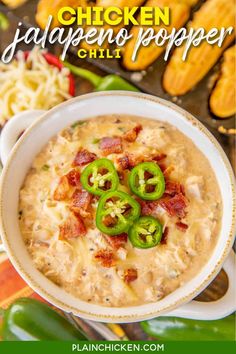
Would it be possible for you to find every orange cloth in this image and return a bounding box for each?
[0,259,45,309]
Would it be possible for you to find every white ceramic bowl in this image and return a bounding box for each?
[0,92,235,323]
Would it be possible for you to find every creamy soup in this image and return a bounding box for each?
[19,115,222,307]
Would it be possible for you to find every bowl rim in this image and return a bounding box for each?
[0,91,235,322]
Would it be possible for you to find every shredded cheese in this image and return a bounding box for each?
[0,47,71,126]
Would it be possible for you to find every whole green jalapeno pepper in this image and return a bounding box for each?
[141,314,236,341]
[63,60,139,92]
[0,298,88,341]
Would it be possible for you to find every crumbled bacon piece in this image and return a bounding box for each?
[118,155,130,170]
[53,176,70,201]
[71,189,92,218]
[176,221,188,232]
[160,193,187,219]
[95,250,116,268]
[103,215,117,227]
[136,198,158,216]
[59,215,86,239]
[158,163,167,173]
[165,181,185,197]
[72,149,97,167]
[117,152,167,172]
[124,268,138,283]
[99,137,122,155]
[144,170,153,179]
[123,124,143,142]
[66,169,81,188]
[161,227,169,244]
[103,233,128,249]
[152,153,167,162]
[117,154,145,170]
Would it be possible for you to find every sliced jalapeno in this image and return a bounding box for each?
[129,216,163,249]
[96,191,141,236]
[81,158,119,196]
[129,162,165,200]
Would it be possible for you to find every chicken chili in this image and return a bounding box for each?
[19,115,222,307]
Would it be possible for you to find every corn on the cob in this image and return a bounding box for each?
[36,0,88,30]
[1,0,28,8]
[106,323,129,341]
[181,0,199,4]
[97,0,143,6]
[163,0,235,96]
[209,45,236,118]
[123,0,198,71]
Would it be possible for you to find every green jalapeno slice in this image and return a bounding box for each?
[96,191,141,236]
[128,216,163,249]
[129,162,165,200]
[81,158,119,196]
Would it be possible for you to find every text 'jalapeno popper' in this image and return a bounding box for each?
[209,45,236,118]
[163,0,235,96]
[122,0,198,71]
